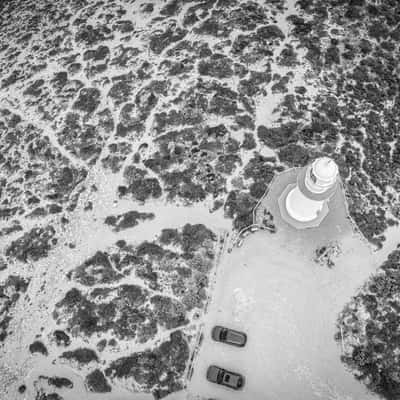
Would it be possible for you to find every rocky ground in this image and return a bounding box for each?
[1,0,400,399]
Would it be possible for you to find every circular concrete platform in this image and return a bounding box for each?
[278,183,330,229]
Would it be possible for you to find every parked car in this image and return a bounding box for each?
[211,325,247,347]
[206,365,245,390]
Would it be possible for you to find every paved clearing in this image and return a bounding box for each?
[188,171,380,400]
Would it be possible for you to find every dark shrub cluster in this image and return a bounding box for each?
[337,248,400,399]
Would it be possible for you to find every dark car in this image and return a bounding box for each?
[211,325,247,347]
[206,365,245,390]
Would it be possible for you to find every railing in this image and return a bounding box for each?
[185,230,229,384]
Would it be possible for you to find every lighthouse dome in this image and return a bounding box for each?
[312,157,338,183]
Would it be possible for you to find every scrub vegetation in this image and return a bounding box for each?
[337,248,400,399]
[0,0,399,398]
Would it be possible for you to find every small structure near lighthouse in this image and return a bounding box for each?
[277,157,339,229]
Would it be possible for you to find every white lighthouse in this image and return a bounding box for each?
[278,157,339,229]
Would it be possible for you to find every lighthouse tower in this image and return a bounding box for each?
[278,157,339,229]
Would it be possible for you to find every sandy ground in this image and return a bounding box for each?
[0,195,231,400]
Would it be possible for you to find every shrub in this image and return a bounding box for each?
[29,341,48,356]
[61,348,99,364]
[85,369,111,393]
